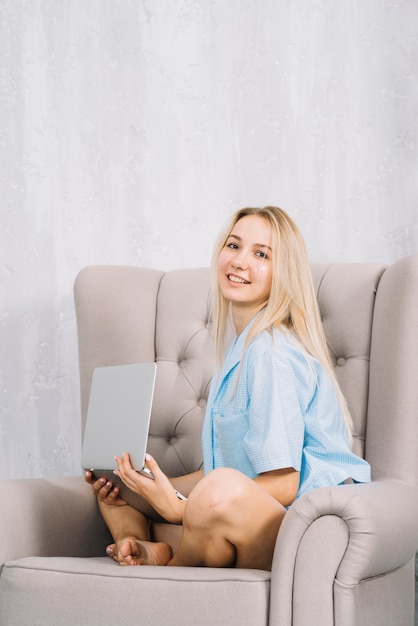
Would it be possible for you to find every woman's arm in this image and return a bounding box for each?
[170,470,204,498]
[254,467,299,508]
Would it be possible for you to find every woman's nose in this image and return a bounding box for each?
[231,249,248,269]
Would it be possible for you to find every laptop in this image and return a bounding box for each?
[81,362,157,508]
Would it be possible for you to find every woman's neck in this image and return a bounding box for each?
[231,303,265,336]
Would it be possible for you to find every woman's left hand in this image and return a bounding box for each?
[114,452,186,524]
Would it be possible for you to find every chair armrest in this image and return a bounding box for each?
[0,476,111,564]
[270,480,418,624]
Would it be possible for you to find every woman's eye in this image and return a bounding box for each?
[256,250,268,258]
[227,242,238,249]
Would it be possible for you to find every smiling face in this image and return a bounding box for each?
[217,214,273,332]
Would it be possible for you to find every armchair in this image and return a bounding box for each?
[1,257,418,625]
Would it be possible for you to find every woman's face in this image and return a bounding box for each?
[217,214,273,321]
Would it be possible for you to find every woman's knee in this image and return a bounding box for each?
[184,468,249,528]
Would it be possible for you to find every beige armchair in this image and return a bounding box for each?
[1,257,418,625]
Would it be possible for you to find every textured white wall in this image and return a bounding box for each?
[1,0,417,478]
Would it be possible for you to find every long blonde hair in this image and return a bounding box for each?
[210,206,353,439]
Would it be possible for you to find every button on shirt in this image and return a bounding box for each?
[201,322,371,499]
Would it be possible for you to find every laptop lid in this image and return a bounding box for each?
[81,362,157,474]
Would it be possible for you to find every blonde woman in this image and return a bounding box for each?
[85,206,370,570]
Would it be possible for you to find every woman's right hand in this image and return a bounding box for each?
[84,470,127,507]
[114,453,186,523]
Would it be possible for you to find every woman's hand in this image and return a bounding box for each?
[114,452,186,524]
[84,470,128,507]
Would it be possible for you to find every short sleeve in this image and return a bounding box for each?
[243,339,313,475]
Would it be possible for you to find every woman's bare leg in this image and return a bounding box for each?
[87,469,285,569]
[97,499,172,565]
[87,474,172,566]
[168,468,286,570]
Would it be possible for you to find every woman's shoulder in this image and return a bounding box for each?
[245,328,322,396]
[248,326,311,363]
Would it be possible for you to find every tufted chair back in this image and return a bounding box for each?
[148,268,215,476]
[75,259,418,485]
[76,267,214,479]
[310,263,385,460]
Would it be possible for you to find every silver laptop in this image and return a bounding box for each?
[82,362,157,506]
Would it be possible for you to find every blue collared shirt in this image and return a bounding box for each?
[201,322,371,498]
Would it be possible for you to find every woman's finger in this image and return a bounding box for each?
[143,452,163,479]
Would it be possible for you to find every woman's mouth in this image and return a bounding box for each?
[228,274,250,285]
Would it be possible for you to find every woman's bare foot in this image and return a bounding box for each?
[106,537,173,566]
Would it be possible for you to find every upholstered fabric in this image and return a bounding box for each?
[311,262,385,459]
[0,557,271,626]
[1,258,418,626]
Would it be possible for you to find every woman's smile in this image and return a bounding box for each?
[227,273,250,285]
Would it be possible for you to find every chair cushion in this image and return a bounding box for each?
[0,556,271,626]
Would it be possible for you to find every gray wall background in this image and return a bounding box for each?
[1,0,417,479]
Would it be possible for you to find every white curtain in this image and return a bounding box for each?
[1,0,417,478]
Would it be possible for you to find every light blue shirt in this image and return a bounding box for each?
[202,321,371,499]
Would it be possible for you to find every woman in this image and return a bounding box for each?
[85,206,370,570]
